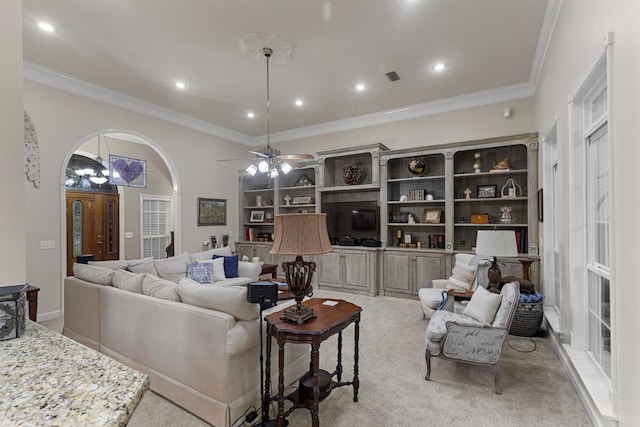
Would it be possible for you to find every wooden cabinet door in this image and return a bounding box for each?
[383,252,412,295]
[343,250,370,291]
[66,191,119,276]
[317,252,343,289]
[414,253,445,293]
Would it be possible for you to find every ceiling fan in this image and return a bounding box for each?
[219,45,314,177]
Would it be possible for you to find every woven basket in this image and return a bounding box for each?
[509,301,543,337]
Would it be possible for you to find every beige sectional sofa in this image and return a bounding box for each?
[63,247,308,427]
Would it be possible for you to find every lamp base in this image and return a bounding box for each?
[487,256,502,293]
[281,304,317,324]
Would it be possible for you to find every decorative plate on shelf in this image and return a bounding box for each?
[408,158,426,174]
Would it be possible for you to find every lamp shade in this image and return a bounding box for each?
[270,213,333,255]
[475,230,518,257]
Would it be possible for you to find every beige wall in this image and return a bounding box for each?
[275,97,535,154]
[0,0,26,286]
[534,0,640,424]
[23,80,249,317]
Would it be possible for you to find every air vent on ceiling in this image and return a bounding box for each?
[385,71,400,82]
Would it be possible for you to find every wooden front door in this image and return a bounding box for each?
[66,191,119,276]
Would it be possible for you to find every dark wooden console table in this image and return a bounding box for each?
[264,298,362,427]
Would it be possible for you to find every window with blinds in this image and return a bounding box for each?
[141,195,172,259]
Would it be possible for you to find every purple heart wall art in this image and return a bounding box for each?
[109,154,147,188]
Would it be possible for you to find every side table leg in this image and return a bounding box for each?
[336,331,343,382]
[264,324,272,422]
[311,343,321,427]
[277,341,286,426]
[353,319,360,402]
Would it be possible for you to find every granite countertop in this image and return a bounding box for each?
[0,321,149,426]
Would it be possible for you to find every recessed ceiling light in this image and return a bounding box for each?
[355,83,366,92]
[175,81,187,89]
[37,22,55,33]
[295,99,304,107]
[432,63,447,72]
[247,112,255,119]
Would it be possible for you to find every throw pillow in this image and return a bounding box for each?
[72,263,114,286]
[463,286,502,325]
[197,257,226,282]
[142,274,181,301]
[112,269,145,293]
[178,278,259,321]
[154,253,191,283]
[187,262,213,284]
[127,257,158,276]
[447,260,477,291]
[213,255,239,278]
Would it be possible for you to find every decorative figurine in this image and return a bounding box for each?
[491,157,511,172]
[408,158,426,175]
[284,194,292,206]
[464,188,472,199]
[473,152,482,173]
[500,206,513,224]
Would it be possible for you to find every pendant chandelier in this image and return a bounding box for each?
[245,47,292,178]
[75,134,109,184]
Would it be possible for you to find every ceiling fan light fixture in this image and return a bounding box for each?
[258,159,269,173]
[246,164,258,176]
[280,162,292,174]
[269,168,279,178]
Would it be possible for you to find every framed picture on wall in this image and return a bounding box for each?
[197,198,226,226]
[423,209,441,223]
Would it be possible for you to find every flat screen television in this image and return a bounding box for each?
[322,201,379,241]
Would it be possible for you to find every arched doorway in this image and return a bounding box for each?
[62,131,181,277]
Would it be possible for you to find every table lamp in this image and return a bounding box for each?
[270,213,333,324]
[475,230,518,293]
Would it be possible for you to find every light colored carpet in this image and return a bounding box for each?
[42,289,591,427]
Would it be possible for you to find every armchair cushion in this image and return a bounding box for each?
[448,260,477,290]
[463,286,502,325]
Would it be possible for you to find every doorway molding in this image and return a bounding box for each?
[59,129,182,312]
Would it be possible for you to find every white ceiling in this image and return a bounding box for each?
[22,0,551,145]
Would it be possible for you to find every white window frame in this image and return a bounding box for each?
[568,33,617,417]
[140,194,173,259]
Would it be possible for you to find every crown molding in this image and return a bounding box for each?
[529,0,563,88]
[24,60,535,147]
[265,82,535,144]
[23,61,252,145]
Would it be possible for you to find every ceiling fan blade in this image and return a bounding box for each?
[280,154,314,160]
[248,151,269,158]
[216,158,250,162]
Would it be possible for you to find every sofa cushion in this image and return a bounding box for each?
[154,253,191,283]
[425,310,485,343]
[213,255,239,278]
[178,278,259,321]
[112,269,144,293]
[127,257,158,276]
[463,286,502,325]
[142,274,181,301]
[447,260,476,291]
[190,246,233,261]
[187,262,213,284]
[88,260,129,270]
[73,263,114,286]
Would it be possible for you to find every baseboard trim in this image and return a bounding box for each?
[546,320,618,427]
[37,310,62,323]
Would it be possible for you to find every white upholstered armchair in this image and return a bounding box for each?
[418,253,478,319]
[424,282,520,394]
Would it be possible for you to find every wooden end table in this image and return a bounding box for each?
[260,263,278,279]
[264,298,362,427]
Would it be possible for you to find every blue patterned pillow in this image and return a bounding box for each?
[213,255,239,278]
[187,262,213,284]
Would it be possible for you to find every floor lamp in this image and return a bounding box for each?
[269,213,333,324]
[475,230,518,293]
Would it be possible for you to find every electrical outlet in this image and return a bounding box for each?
[125,232,134,239]
[40,240,56,250]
